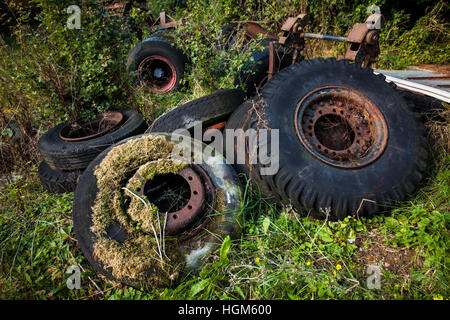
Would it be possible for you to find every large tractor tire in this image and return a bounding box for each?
[248,58,428,219]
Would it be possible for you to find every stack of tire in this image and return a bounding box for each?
[38,109,148,193]
[67,29,429,290]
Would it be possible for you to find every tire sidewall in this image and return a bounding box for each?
[126,37,188,92]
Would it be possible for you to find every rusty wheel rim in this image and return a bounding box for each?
[59,111,123,142]
[294,87,388,168]
[138,55,177,93]
[138,165,215,237]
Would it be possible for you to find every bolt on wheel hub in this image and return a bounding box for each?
[294,87,388,168]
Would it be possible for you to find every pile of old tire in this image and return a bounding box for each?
[126,25,292,97]
[71,89,246,288]
[38,109,147,194]
[225,58,428,220]
[127,30,189,94]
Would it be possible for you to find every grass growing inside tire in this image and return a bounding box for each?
[91,137,187,287]
[72,134,242,289]
[0,151,448,299]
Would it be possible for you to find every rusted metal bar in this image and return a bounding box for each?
[268,41,275,80]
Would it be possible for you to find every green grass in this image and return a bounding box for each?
[0,0,448,300]
[0,151,448,300]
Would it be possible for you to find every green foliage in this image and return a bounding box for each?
[378,1,449,69]
[0,0,448,301]
[0,0,150,123]
[173,0,260,93]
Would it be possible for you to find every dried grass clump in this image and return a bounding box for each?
[426,104,449,155]
[90,135,186,286]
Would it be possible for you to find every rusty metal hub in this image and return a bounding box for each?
[59,111,123,142]
[138,55,176,93]
[141,165,215,237]
[294,87,388,168]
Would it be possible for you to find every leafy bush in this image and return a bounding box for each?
[0,0,150,123]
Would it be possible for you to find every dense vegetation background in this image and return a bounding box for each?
[0,0,448,299]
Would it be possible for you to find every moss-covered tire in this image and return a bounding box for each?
[38,161,82,194]
[126,37,188,94]
[38,109,147,171]
[72,133,242,289]
[250,58,428,220]
[147,89,245,134]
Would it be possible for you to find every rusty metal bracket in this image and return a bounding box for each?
[343,13,385,68]
[279,14,309,46]
[242,21,278,40]
[267,14,309,80]
[158,11,182,29]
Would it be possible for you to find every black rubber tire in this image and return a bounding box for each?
[218,22,240,50]
[147,89,245,133]
[73,133,242,288]
[38,161,82,194]
[38,109,147,171]
[224,100,281,202]
[250,58,428,219]
[397,89,445,121]
[126,37,188,93]
[234,40,296,97]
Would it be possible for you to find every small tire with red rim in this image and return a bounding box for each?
[38,109,147,171]
[126,37,188,94]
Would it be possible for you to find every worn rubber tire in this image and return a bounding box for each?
[147,89,245,133]
[38,161,82,194]
[235,40,296,97]
[397,89,445,121]
[38,109,147,171]
[223,100,280,202]
[126,37,188,93]
[250,58,428,219]
[73,133,242,289]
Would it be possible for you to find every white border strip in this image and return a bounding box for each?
[375,72,450,103]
